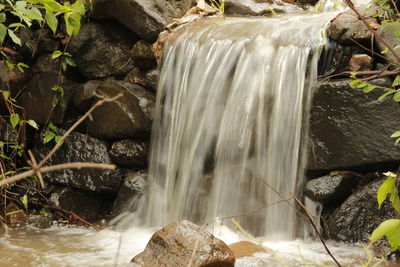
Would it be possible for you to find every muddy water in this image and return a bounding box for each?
[0,225,382,267]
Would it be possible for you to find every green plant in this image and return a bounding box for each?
[42,121,62,144]
[210,0,224,16]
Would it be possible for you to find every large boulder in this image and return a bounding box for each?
[68,22,137,79]
[323,178,396,242]
[109,0,195,41]
[87,80,155,140]
[112,170,148,216]
[109,139,149,169]
[33,131,126,193]
[304,173,362,204]
[18,71,76,125]
[131,220,235,267]
[327,9,375,45]
[308,78,400,171]
[224,0,300,16]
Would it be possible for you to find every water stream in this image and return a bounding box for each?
[0,1,380,266]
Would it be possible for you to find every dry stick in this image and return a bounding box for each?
[320,68,400,82]
[27,150,45,189]
[292,195,341,267]
[350,37,390,62]
[256,177,341,267]
[38,93,122,168]
[0,162,116,187]
[344,0,400,63]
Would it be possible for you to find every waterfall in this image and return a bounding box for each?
[144,14,334,239]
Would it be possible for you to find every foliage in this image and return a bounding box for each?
[210,0,224,15]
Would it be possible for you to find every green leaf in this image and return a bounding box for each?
[64,56,76,67]
[0,13,6,23]
[27,119,39,130]
[48,121,58,133]
[8,23,25,29]
[26,7,43,23]
[370,219,400,251]
[51,50,63,59]
[20,194,28,210]
[393,75,400,87]
[43,131,56,144]
[6,60,14,70]
[391,131,400,138]
[17,62,29,72]
[362,84,376,93]
[45,10,58,34]
[6,209,24,216]
[377,175,400,212]
[54,135,62,144]
[349,80,360,89]
[393,91,400,102]
[10,113,19,128]
[378,90,397,101]
[2,90,10,100]
[7,29,21,46]
[40,205,51,214]
[51,95,59,107]
[0,23,6,44]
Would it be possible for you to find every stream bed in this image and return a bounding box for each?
[0,225,378,266]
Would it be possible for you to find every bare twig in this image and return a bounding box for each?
[27,150,44,189]
[344,0,400,63]
[320,68,400,82]
[292,195,341,267]
[0,162,116,187]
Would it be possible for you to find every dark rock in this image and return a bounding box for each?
[308,78,400,171]
[111,0,195,41]
[0,122,17,143]
[25,215,52,229]
[376,22,400,66]
[73,80,102,112]
[32,54,60,74]
[91,0,114,19]
[113,170,148,216]
[68,22,137,79]
[19,28,59,56]
[323,178,396,242]
[109,139,149,169]
[124,67,158,90]
[131,220,235,267]
[33,131,126,193]
[5,203,26,226]
[131,40,157,71]
[18,71,76,125]
[224,0,300,16]
[0,60,31,94]
[87,80,155,140]
[327,10,375,45]
[304,173,361,204]
[50,187,103,221]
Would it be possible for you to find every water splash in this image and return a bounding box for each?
[144,14,335,239]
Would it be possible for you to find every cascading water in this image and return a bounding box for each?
[144,13,335,239]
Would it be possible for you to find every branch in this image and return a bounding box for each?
[344,0,400,63]
[0,162,116,187]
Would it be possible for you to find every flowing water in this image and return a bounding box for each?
[0,1,381,266]
[144,14,330,239]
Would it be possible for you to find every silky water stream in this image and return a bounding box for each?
[0,3,378,267]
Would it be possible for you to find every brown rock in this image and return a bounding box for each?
[348,54,373,71]
[229,241,265,258]
[131,220,235,267]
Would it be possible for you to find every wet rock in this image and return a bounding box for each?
[112,170,148,215]
[18,71,76,125]
[19,28,59,56]
[110,0,195,41]
[224,0,301,16]
[68,22,137,79]
[348,54,373,72]
[32,54,61,74]
[308,78,400,171]
[33,131,126,193]
[124,67,158,91]
[376,22,400,66]
[131,220,235,267]
[131,40,157,71]
[304,173,361,204]
[109,139,149,169]
[327,10,375,45]
[0,60,31,94]
[5,203,26,226]
[91,0,114,19]
[73,80,101,112]
[229,241,265,258]
[323,178,396,242]
[87,80,155,140]
[50,187,103,221]
[25,215,52,229]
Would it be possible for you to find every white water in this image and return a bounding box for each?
[144,14,333,239]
